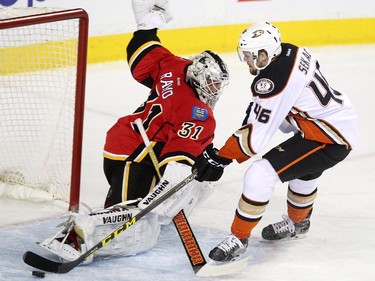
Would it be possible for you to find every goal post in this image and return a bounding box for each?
[0,8,89,212]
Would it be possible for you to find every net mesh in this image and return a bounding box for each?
[0,8,80,202]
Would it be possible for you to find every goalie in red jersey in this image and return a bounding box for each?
[103,23,229,211]
[38,0,229,264]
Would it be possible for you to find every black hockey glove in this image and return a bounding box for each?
[193,144,232,182]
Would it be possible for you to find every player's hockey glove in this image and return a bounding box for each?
[193,144,232,182]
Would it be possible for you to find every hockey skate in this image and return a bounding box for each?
[209,234,249,262]
[262,214,310,241]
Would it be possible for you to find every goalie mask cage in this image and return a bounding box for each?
[0,8,89,212]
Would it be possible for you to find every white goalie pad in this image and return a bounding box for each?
[39,204,161,264]
[138,161,214,224]
[75,205,160,258]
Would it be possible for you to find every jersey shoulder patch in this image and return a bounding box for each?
[191,106,208,121]
[254,78,275,95]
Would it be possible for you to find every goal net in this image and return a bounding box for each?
[0,8,88,211]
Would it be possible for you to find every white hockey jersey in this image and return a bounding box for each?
[219,43,358,163]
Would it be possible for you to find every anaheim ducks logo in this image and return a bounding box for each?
[254,78,274,94]
[252,29,264,38]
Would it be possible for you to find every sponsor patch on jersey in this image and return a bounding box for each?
[191,106,208,121]
[254,78,275,94]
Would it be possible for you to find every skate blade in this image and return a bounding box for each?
[260,233,308,243]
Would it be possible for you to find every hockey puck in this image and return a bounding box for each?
[32,270,45,278]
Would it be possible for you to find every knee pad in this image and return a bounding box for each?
[243,159,279,202]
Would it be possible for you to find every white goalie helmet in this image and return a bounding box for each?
[237,22,282,70]
[186,50,229,109]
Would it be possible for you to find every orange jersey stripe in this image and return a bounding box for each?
[289,107,352,149]
[292,115,335,144]
[277,143,326,175]
[219,124,256,163]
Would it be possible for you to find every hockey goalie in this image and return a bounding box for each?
[38,0,230,264]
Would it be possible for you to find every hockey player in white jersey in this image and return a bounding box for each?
[192,22,358,262]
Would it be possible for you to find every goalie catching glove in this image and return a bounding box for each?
[132,0,173,30]
[193,144,232,182]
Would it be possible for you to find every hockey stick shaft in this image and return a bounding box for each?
[23,171,197,273]
[134,118,207,273]
[134,118,162,179]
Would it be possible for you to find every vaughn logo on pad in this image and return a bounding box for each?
[141,179,170,205]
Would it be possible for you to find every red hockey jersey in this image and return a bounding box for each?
[103,29,215,166]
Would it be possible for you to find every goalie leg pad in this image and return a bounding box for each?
[138,162,213,224]
[39,204,160,263]
[74,205,160,257]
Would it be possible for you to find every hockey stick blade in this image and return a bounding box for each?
[172,210,207,274]
[23,251,82,273]
[196,255,251,277]
[23,171,197,273]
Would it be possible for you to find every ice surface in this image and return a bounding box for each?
[1,44,374,281]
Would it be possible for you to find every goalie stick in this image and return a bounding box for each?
[134,118,249,277]
[134,118,162,179]
[134,118,207,274]
[23,171,197,274]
